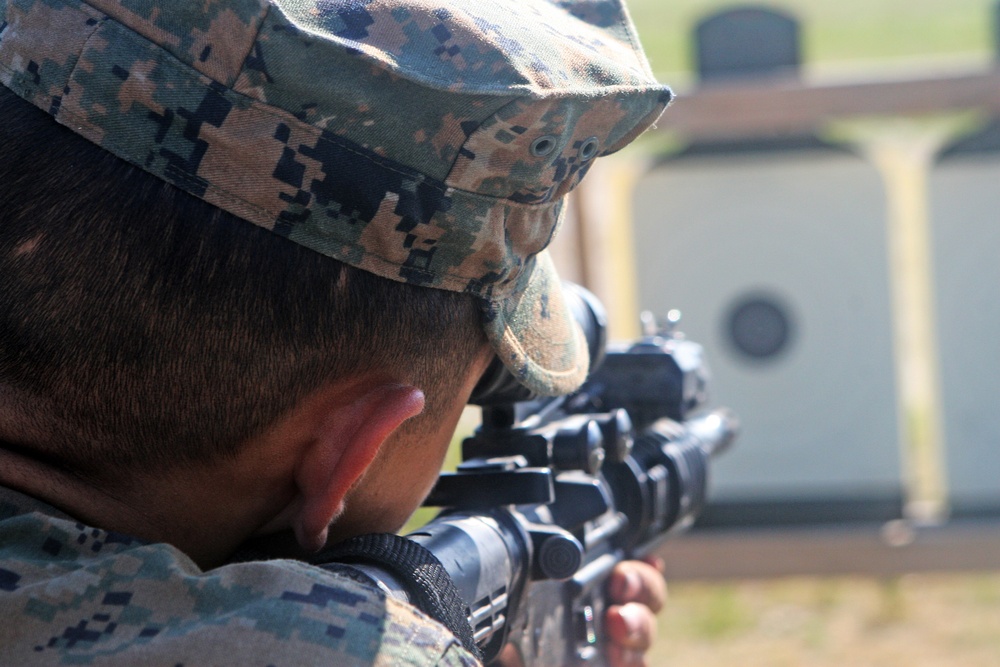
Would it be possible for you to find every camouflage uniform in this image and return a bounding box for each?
[0,0,669,663]
[0,485,478,666]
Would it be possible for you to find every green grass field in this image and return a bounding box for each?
[627,0,998,79]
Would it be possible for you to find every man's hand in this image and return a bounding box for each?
[604,557,668,667]
[494,557,667,667]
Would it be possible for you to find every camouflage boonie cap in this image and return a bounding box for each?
[0,0,671,396]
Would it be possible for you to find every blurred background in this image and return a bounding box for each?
[551,1,1000,664]
[630,0,997,84]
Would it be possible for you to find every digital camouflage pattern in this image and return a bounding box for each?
[0,0,670,396]
[0,486,479,666]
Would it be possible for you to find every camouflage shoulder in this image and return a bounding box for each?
[374,596,482,667]
[0,508,477,666]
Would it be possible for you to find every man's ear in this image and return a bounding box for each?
[291,383,425,552]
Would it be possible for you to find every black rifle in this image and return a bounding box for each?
[336,285,737,666]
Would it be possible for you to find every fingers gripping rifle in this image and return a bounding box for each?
[347,285,738,666]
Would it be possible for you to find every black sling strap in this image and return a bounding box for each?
[315,533,482,661]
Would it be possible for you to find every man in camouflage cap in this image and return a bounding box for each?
[0,0,670,664]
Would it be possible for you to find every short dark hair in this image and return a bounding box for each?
[0,86,485,479]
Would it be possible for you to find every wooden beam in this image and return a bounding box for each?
[659,70,1000,139]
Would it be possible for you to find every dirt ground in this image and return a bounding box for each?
[652,572,1000,666]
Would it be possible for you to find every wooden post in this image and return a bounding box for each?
[823,116,974,523]
[554,156,646,341]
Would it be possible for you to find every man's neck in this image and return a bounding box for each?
[0,441,296,569]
